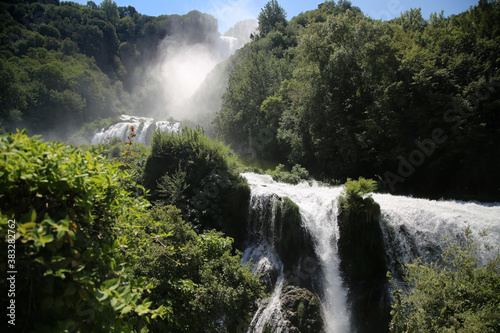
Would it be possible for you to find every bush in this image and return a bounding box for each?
[268,164,310,184]
[143,127,250,242]
[0,130,166,332]
[338,177,377,212]
[389,228,500,333]
[133,206,265,332]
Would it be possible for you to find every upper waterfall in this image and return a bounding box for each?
[216,35,242,61]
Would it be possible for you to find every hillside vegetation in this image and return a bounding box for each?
[0,0,219,138]
[0,130,263,332]
[215,0,500,199]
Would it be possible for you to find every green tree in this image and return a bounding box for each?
[216,52,290,164]
[258,0,287,36]
[100,0,119,24]
[143,128,250,242]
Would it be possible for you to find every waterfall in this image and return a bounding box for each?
[373,194,500,272]
[241,173,500,332]
[241,173,350,333]
[216,35,242,61]
[91,115,180,145]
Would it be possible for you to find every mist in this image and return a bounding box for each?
[128,15,257,125]
[156,39,220,120]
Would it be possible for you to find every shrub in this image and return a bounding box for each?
[338,177,377,212]
[133,206,265,332]
[389,228,500,333]
[0,130,166,332]
[268,164,310,184]
[143,127,250,242]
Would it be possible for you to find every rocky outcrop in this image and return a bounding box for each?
[247,193,324,331]
[261,285,324,333]
[280,285,324,333]
[337,196,391,333]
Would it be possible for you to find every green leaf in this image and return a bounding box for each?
[95,289,108,301]
[40,234,55,246]
[121,305,133,315]
[19,222,36,232]
[104,278,120,291]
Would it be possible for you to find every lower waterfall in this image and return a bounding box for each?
[241,173,500,333]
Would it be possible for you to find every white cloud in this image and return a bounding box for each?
[201,0,261,33]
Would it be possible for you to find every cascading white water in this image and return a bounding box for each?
[216,35,242,61]
[242,192,287,333]
[241,173,500,332]
[91,115,180,145]
[373,194,500,270]
[241,173,350,333]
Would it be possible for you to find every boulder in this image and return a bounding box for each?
[260,285,324,333]
[280,285,324,333]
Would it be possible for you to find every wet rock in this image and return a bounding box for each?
[337,196,391,333]
[271,285,324,333]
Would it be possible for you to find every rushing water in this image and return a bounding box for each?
[91,115,180,145]
[241,173,350,333]
[241,173,500,332]
[373,194,500,271]
[217,35,242,61]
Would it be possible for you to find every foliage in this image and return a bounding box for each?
[122,124,136,166]
[389,228,500,333]
[215,51,291,165]
[133,206,265,332]
[156,165,189,206]
[144,127,250,242]
[257,0,288,37]
[0,130,166,331]
[216,0,500,199]
[338,177,378,212]
[0,130,264,331]
[267,163,310,185]
[342,177,378,200]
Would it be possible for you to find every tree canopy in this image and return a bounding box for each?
[216,0,500,200]
[257,0,287,36]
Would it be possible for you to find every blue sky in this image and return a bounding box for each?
[73,0,481,34]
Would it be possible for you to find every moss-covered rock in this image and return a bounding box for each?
[275,197,301,268]
[280,285,324,333]
[337,181,391,333]
[260,285,324,333]
[338,196,384,279]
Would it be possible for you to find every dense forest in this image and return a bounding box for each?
[215,0,500,200]
[1,0,499,332]
[0,0,220,139]
[1,0,499,199]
